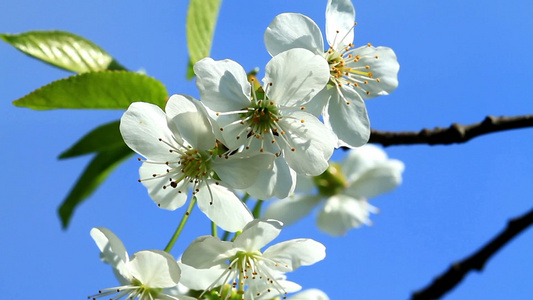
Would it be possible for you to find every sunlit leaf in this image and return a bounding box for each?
[1,30,126,73]
[186,0,221,78]
[58,143,133,228]
[59,120,123,159]
[13,71,168,110]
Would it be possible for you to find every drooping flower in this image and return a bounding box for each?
[194,49,336,199]
[181,219,326,300]
[264,0,400,148]
[120,94,275,232]
[89,227,193,300]
[264,144,404,236]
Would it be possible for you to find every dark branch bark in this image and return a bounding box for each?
[368,115,533,146]
[411,207,533,300]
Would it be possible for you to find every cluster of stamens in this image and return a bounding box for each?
[138,138,219,205]
[325,25,382,103]
[200,251,290,300]
[88,280,160,300]
[215,80,304,156]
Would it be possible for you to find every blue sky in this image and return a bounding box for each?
[1,0,532,299]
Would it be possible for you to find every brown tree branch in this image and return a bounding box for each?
[368,114,533,146]
[411,207,533,300]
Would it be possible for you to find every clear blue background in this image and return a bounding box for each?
[1,0,532,299]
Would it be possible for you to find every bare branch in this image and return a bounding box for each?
[368,115,533,146]
[411,207,533,300]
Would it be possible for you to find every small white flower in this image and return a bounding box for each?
[264,144,404,236]
[265,0,400,148]
[194,48,337,181]
[181,219,325,300]
[89,227,193,300]
[120,95,275,232]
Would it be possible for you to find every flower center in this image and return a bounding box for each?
[88,278,163,300]
[172,147,212,187]
[216,82,301,156]
[313,163,347,196]
[139,138,218,203]
[201,250,291,299]
[325,36,382,103]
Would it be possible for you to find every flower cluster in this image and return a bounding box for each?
[89,0,401,299]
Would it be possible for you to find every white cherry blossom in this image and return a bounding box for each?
[264,144,404,236]
[120,95,275,232]
[181,219,325,300]
[265,0,400,148]
[194,48,336,180]
[89,227,193,300]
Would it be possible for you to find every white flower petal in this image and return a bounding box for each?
[289,289,330,300]
[90,227,129,268]
[344,159,404,198]
[316,194,369,236]
[244,155,297,200]
[245,274,302,300]
[139,162,188,210]
[341,144,388,180]
[264,48,330,107]
[196,180,253,232]
[352,46,399,100]
[214,114,250,150]
[302,87,329,118]
[325,0,355,49]
[181,236,235,269]
[211,151,275,190]
[265,13,324,56]
[279,111,336,176]
[177,261,226,290]
[120,102,178,161]
[295,173,315,193]
[263,239,326,271]
[234,219,283,251]
[128,250,181,288]
[264,195,322,226]
[165,95,216,151]
[194,57,251,112]
[323,86,370,148]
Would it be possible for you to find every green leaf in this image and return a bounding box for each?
[186,59,195,80]
[58,143,133,228]
[186,0,222,77]
[1,30,126,73]
[13,71,168,110]
[59,120,123,159]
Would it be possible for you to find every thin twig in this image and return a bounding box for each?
[368,114,533,146]
[411,207,533,300]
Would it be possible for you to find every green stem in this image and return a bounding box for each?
[211,221,218,237]
[221,230,231,241]
[164,197,197,252]
[251,200,263,219]
[242,193,250,203]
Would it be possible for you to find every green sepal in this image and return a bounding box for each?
[1,30,126,73]
[186,59,196,80]
[13,71,168,110]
